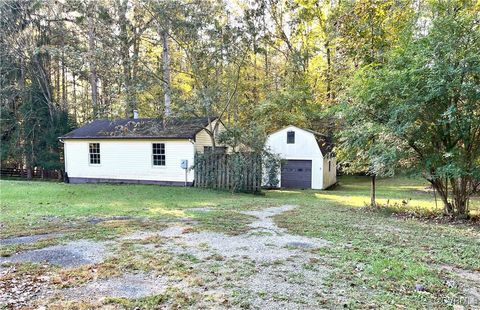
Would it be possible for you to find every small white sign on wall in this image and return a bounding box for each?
[181,159,189,186]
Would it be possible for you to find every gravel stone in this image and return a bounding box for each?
[242,205,297,234]
[0,240,111,268]
[415,284,426,291]
[286,241,315,248]
[153,205,333,309]
[120,226,188,241]
[86,216,133,225]
[61,273,168,301]
[0,233,63,246]
[158,205,329,262]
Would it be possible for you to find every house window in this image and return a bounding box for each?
[89,143,100,164]
[328,160,331,172]
[287,131,295,144]
[152,143,166,166]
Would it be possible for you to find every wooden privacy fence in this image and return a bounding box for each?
[194,152,262,193]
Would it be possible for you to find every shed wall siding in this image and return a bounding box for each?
[194,120,225,153]
[64,139,194,183]
[195,129,213,153]
[265,126,324,189]
[266,126,323,159]
[322,156,337,189]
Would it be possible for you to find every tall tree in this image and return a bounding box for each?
[340,0,480,215]
[0,0,73,177]
[160,28,171,119]
[87,2,99,118]
[333,0,415,205]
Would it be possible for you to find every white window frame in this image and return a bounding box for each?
[88,142,101,165]
[152,143,166,167]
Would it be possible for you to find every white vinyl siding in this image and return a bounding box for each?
[194,119,225,153]
[64,139,194,183]
[194,129,213,153]
[323,155,337,189]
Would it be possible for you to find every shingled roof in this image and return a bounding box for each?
[60,117,217,139]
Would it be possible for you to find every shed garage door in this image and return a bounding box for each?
[281,160,312,188]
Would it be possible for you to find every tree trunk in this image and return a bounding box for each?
[443,177,454,214]
[72,73,77,122]
[57,169,63,181]
[132,33,140,91]
[26,166,32,180]
[160,29,171,126]
[119,0,134,118]
[371,175,376,207]
[61,49,67,110]
[252,34,258,104]
[88,3,98,119]
[84,82,89,123]
[264,43,269,90]
[325,42,332,102]
[55,60,60,104]
[102,79,109,118]
[431,176,472,217]
[451,177,469,216]
[430,178,454,215]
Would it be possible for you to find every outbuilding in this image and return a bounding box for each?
[265,125,336,190]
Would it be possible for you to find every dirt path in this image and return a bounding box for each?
[124,205,333,309]
[441,265,480,306]
[1,205,335,309]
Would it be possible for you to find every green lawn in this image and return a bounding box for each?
[1,176,479,308]
[2,176,478,227]
[275,178,480,308]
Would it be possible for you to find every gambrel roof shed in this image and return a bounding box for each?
[265,125,336,190]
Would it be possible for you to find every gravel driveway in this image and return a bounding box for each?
[1,205,335,309]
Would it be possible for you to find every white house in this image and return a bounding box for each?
[265,125,336,190]
[60,116,224,185]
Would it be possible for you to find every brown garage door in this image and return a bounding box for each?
[281,160,312,188]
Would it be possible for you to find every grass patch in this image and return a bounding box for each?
[190,210,255,235]
[105,287,201,309]
[0,238,61,257]
[0,261,55,279]
[275,188,479,307]
[0,181,266,237]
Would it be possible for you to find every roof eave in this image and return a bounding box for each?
[60,136,195,140]
[191,116,220,135]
